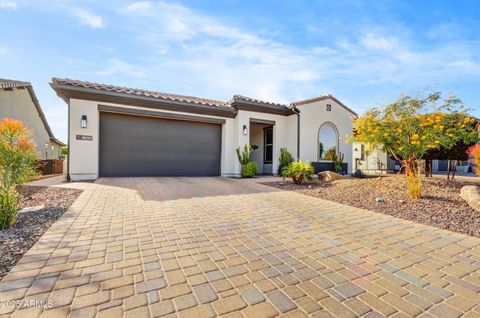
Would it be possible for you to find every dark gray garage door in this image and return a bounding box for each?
[99,112,222,177]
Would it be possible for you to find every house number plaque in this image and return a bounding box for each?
[76,135,93,141]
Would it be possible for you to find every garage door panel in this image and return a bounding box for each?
[99,112,221,177]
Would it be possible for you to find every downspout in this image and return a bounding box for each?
[66,99,71,182]
[292,107,301,160]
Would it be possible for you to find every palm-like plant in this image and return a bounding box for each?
[284,160,314,185]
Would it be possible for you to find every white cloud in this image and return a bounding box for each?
[73,8,104,28]
[114,1,480,105]
[361,32,397,50]
[96,58,149,79]
[0,1,17,9]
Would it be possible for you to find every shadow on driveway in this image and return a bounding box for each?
[94,177,279,202]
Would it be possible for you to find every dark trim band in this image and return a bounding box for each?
[98,105,226,124]
[52,84,237,118]
[249,118,276,125]
[232,101,294,116]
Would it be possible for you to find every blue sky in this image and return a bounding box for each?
[1,0,479,142]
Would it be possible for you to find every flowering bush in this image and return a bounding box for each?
[468,144,480,176]
[0,118,38,229]
[350,92,479,199]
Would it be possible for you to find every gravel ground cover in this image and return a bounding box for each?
[0,186,82,279]
[263,175,480,237]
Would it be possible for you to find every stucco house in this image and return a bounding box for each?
[51,78,357,181]
[0,78,65,159]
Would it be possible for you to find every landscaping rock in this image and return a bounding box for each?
[0,186,82,279]
[460,185,480,212]
[375,197,385,203]
[263,175,480,238]
[318,171,344,182]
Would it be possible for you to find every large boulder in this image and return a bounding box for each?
[460,186,480,212]
[318,171,344,182]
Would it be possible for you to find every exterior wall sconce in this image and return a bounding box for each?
[243,125,248,135]
[81,115,87,128]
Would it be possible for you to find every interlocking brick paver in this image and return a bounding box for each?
[266,289,297,313]
[212,294,247,315]
[193,283,219,304]
[174,294,198,311]
[2,177,480,317]
[242,302,278,318]
[429,303,462,318]
[136,278,167,293]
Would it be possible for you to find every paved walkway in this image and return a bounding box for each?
[1,177,480,317]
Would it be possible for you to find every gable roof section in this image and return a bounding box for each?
[52,78,227,107]
[51,78,296,117]
[51,78,237,118]
[290,94,358,117]
[230,95,294,116]
[51,78,356,118]
[0,78,66,146]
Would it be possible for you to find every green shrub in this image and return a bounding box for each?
[284,160,314,184]
[0,118,38,230]
[242,161,258,177]
[278,148,294,175]
[353,169,365,178]
[0,187,19,229]
[331,151,344,173]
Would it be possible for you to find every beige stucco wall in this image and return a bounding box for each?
[296,98,355,173]
[0,87,62,159]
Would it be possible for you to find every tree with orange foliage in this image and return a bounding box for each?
[468,144,480,176]
[0,118,38,229]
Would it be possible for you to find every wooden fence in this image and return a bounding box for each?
[37,159,64,175]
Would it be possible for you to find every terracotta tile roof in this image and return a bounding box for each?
[290,94,358,116]
[0,78,31,89]
[232,95,288,108]
[51,78,228,108]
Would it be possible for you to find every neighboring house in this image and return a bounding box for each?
[353,145,473,175]
[0,78,65,159]
[353,143,398,174]
[51,78,357,181]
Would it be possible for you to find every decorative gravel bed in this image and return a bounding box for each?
[263,175,480,238]
[0,186,82,279]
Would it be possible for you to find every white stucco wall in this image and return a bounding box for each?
[0,87,62,159]
[296,98,355,173]
[69,98,240,180]
[68,97,354,180]
[235,110,296,177]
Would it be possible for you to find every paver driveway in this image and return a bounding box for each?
[1,177,480,318]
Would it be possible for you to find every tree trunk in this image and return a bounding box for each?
[425,159,432,177]
[447,160,451,181]
[405,159,422,199]
[452,160,458,181]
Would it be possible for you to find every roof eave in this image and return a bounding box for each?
[50,83,238,118]
[50,137,66,147]
[291,95,358,117]
[231,100,295,116]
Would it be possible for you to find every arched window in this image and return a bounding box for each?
[318,122,339,160]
